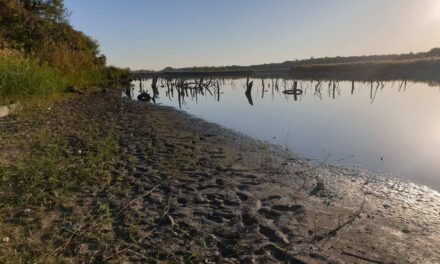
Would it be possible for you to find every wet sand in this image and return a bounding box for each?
[1,90,439,263]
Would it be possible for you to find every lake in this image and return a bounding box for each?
[126,77,440,191]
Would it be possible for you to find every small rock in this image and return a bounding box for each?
[0,106,10,118]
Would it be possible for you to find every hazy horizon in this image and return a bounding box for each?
[65,0,440,70]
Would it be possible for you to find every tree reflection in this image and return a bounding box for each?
[130,76,418,108]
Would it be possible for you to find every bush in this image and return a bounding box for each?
[0,51,66,100]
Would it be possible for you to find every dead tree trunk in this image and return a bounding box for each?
[245,76,254,106]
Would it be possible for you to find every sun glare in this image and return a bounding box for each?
[429,0,440,21]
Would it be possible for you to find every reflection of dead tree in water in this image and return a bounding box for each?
[351,81,355,95]
[261,78,265,99]
[314,80,323,100]
[245,76,254,106]
[139,79,144,92]
[370,81,383,104]
[398,79,407,92]
[177,87,182,109]
[332,81,340,99]
[151,76,159,101]
[216,82,220,102]
[160,77,220,107]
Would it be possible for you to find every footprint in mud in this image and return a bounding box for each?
[240,181,261,186]
[215,178,226,186]
[177,197,188,205]
[259,224,289,245]
[176,184,197,192]
[236,192,249,201]
[213,211,235,221]
[197,184,218,190]
[218,242,238,257]
[258,208,281,219]
[205,193,226,201]
[238,184,250,191]
[273,204,306,214]
[240,174,258,179]
[223,198,241,207]
[267,195,282,200]
[242,213,259,226]
[205,214,224,224]
[256,244,306,264]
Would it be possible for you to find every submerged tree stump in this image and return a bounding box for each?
[245,76,254,105]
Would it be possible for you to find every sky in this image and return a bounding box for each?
[64,0,440,70]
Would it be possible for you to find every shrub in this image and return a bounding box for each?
[0,51,66,100]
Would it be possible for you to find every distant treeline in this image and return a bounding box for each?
[0,0,130,100]
[153,48,440,74]
[151,48,440,82]
[289,57,440,81]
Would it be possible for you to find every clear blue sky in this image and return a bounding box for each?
[65,0,440,70]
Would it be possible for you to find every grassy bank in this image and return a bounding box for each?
[289,57,440,81]
[0,51,65,103]
[0,50,131,105]
[0,95,117,263]
[0,50,100,104]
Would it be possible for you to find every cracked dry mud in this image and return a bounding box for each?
[3,90,440,263]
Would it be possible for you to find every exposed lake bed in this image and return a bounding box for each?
[1,87,439,263]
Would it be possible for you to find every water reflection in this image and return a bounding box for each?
[127,78,413,107]
[125,77,440,190]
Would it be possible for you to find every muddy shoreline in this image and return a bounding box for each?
[1,90,439,263]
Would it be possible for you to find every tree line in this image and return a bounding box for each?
[0,0,131,99]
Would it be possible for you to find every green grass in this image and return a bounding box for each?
[0,51,108,105]
[0,52,67,103]
[0,127,115,208]
[0,109,116,263]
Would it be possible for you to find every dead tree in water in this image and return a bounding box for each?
[151,76,159,102]
[245,76,254,106]
[216,81,220,102]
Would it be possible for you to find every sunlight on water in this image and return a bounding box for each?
[126,78,440,190]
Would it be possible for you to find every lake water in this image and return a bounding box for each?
[126,78,440,190]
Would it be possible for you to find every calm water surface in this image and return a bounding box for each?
[127,78,440,190]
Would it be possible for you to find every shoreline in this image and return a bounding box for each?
[1,90,439,263]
